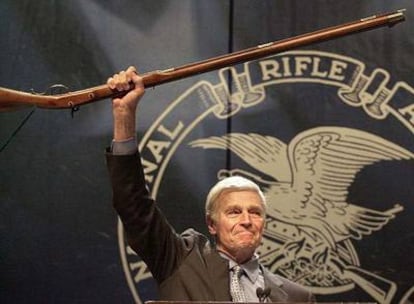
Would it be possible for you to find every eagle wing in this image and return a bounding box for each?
[189,133,291,181]
[287,126,413,241]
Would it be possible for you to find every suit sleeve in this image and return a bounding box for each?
[106,150,191,283]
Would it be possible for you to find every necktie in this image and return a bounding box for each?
[230,265,247,302]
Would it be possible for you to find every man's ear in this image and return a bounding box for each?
[206,215,217,235]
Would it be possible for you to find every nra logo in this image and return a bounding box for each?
[117,51,414,304]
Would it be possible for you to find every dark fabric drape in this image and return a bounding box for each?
[1,1,413,303]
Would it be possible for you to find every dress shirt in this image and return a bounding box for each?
[221,253,265,302]
[110,137,137,155]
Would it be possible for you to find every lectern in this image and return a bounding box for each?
[146,301,376,304]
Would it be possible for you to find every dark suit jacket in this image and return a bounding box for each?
[106,151,315,302]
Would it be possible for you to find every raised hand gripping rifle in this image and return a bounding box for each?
[0,9,405,112]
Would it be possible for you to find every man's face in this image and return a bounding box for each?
[207,189,265,263]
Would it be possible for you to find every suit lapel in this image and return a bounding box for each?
[204,246,232,301]
[262,266,289,302]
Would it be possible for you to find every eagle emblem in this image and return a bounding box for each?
[190,126,414,303]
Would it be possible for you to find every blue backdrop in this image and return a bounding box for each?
[1,1,413,303]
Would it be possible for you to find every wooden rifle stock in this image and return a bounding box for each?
[0,9,405,112]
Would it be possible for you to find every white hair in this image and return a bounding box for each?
[205,176,266,220]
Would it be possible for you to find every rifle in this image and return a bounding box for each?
[0,9,405,112]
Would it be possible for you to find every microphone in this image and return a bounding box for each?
[256,287,271,303]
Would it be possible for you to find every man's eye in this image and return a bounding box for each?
[250,210,263,217]
[227,209,240,216]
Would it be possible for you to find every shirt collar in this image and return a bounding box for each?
[219,252,261,283]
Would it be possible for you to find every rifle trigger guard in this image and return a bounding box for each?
[68,101,80,118]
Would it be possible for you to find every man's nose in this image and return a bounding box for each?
[239,211,252,225]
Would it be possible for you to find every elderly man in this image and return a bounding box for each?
[105,66,315,302]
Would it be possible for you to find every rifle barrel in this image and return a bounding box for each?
[0,9,406,111]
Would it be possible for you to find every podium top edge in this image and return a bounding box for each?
[145,301,378,304]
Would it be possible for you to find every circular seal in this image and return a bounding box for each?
[118,50,414,304]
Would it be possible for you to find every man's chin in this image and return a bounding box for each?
[235,240,259,251]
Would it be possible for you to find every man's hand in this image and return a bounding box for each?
[107,66,145,140]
